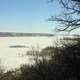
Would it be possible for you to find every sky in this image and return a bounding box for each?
[0,0,62,33]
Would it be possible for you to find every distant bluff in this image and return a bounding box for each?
[0,32,54,37]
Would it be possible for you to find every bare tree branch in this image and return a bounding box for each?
[49,0,80,32]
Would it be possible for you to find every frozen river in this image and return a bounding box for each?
[0,37,55,70]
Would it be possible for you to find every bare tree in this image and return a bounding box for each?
[49,0,80,32]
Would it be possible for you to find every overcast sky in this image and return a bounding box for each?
[0,0,63,33]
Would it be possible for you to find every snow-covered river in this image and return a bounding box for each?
[0,37,55,70]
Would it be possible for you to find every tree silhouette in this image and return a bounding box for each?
[49,0,80,32]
